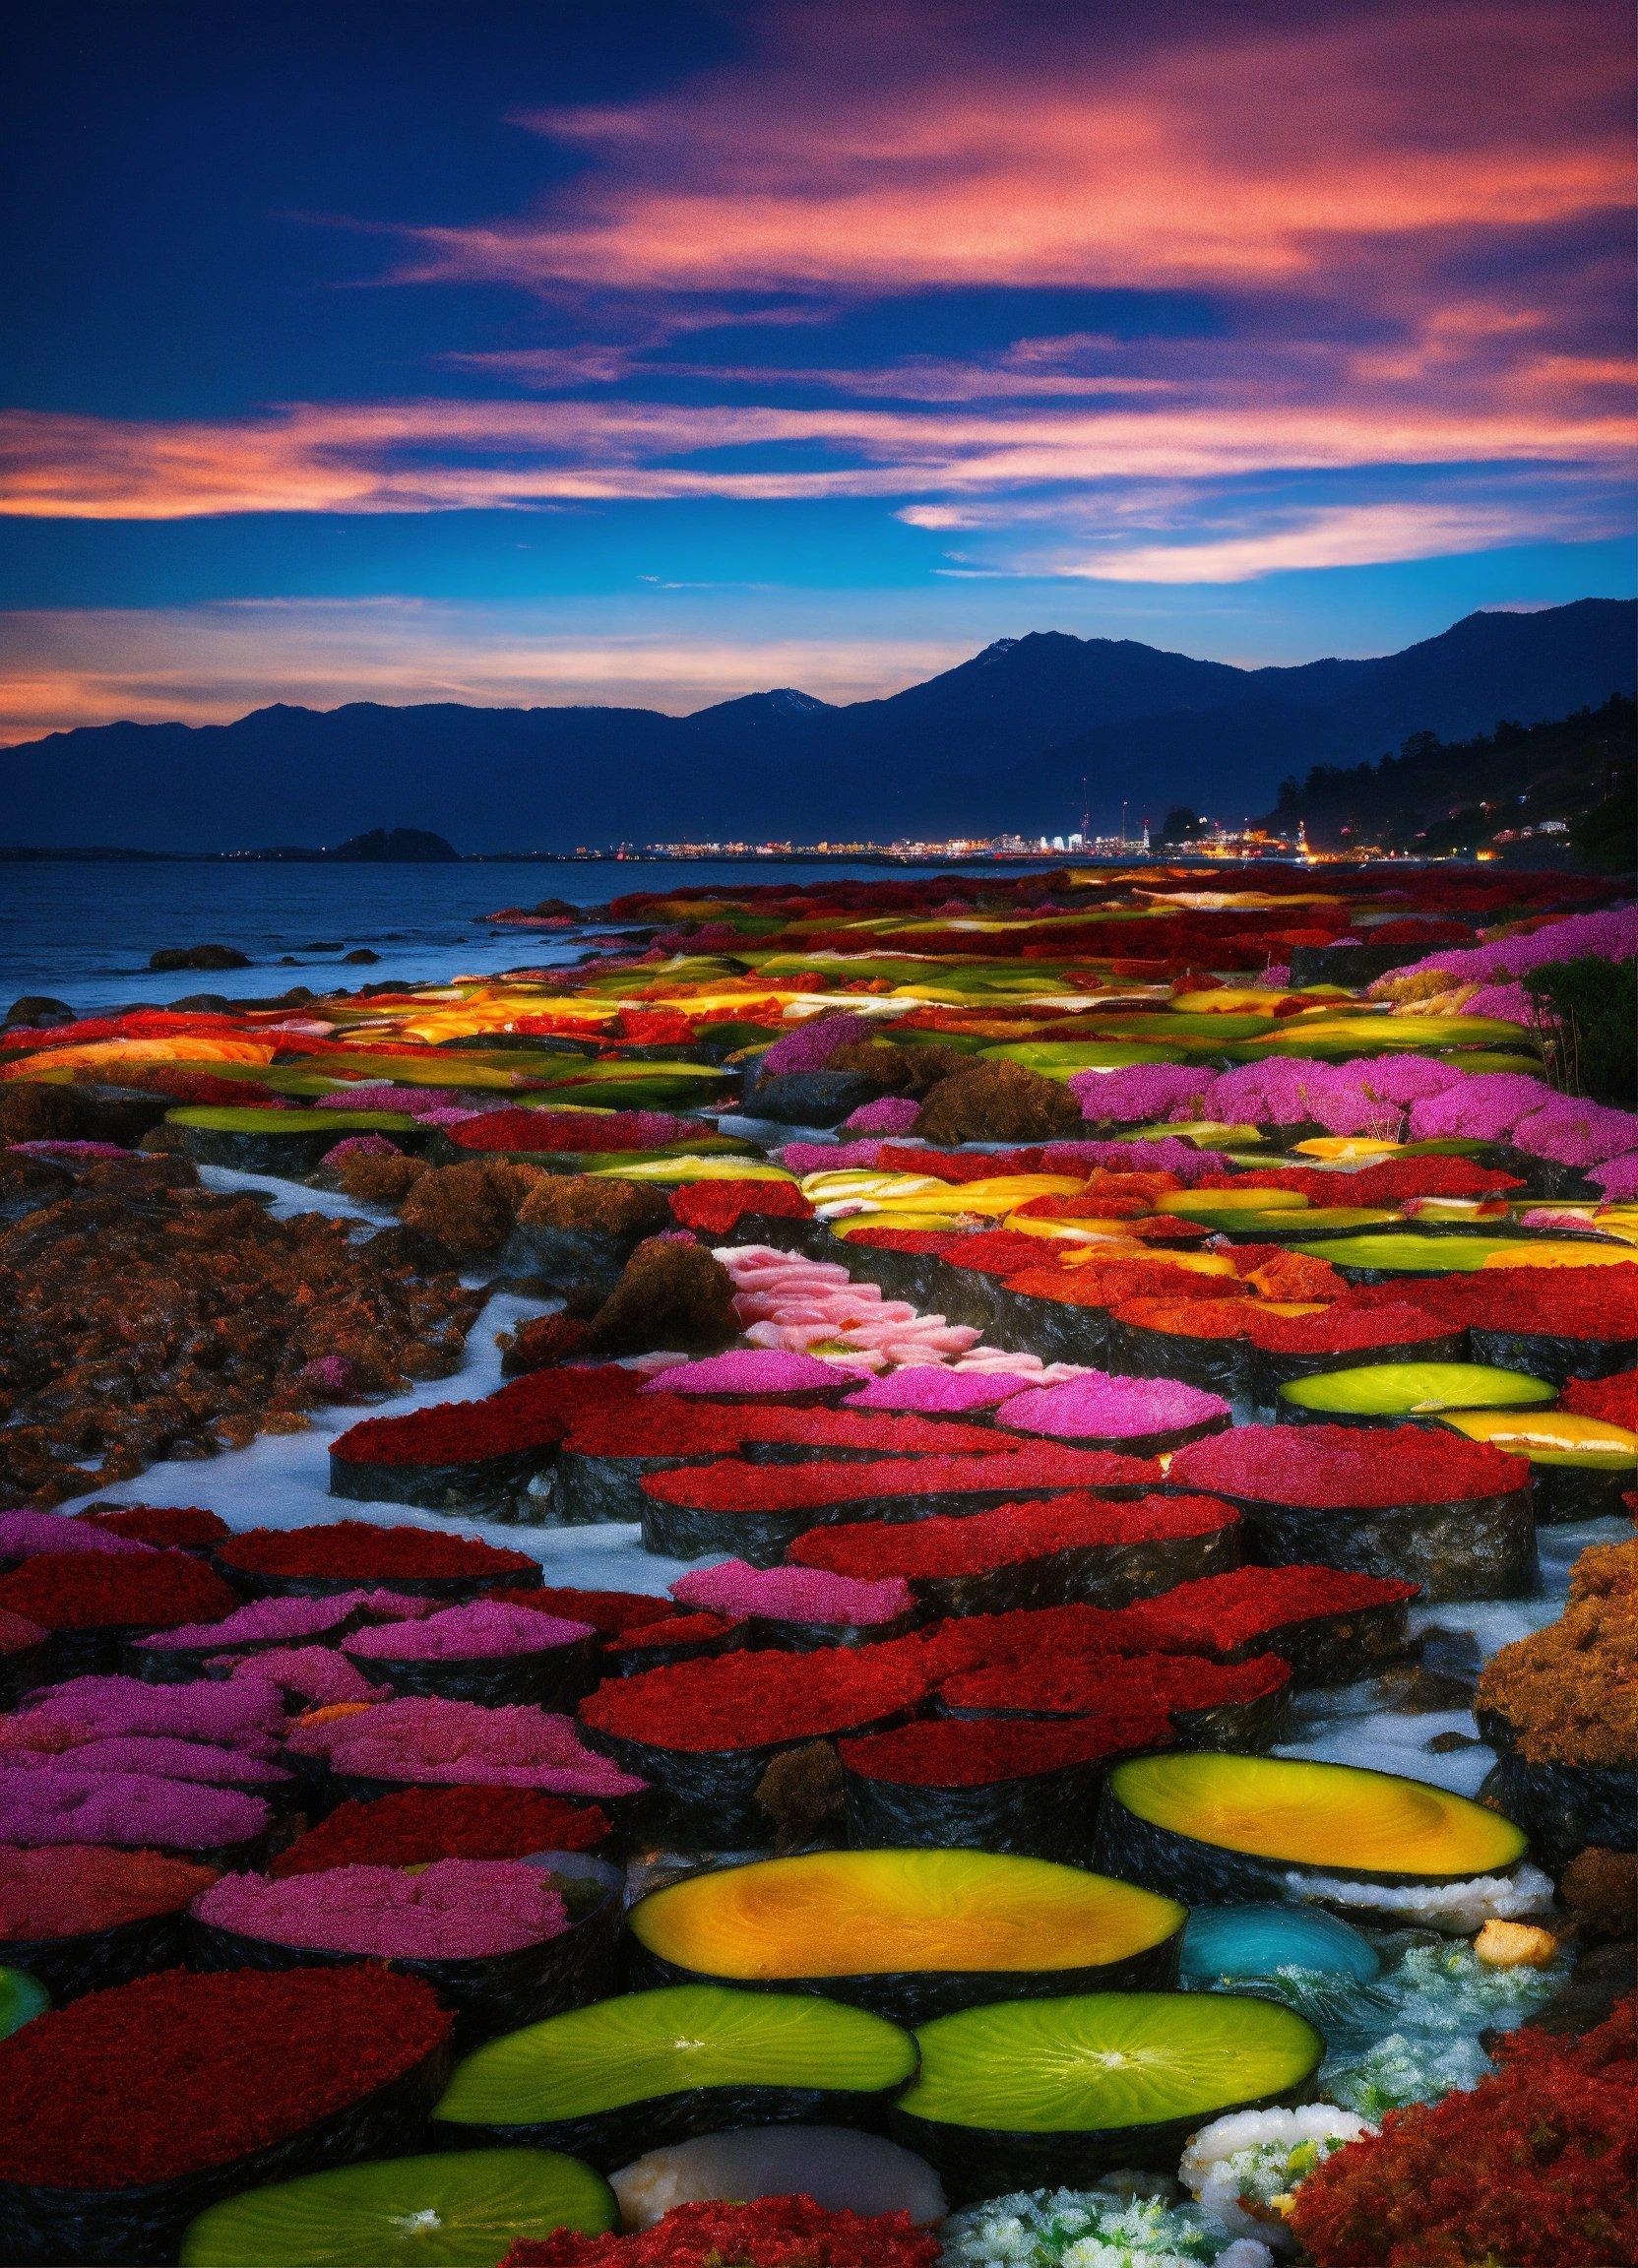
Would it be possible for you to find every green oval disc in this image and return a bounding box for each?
[434,1984,915,2128]
[179,2148,615,2266]
[1280,1361,1554,1418]
[898,1991,1321,2133]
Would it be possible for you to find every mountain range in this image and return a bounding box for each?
[3,598,1632,852]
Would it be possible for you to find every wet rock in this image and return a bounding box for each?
[745,1069,878,1125]
[1379,1663,1478,1712]
[3,994,73,1031]
[1420,1625,1485,1681]
[1525,1939,1637,2040]
[356,1223,458,1276]
[165,993,234,1014]
[148,943,251,972]
[343,947,380,965]
[0,1152,75,1223]
[1425,1730,1485,1752]
[304,940,345,951]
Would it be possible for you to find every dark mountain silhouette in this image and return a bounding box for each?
[2,599,1630,852]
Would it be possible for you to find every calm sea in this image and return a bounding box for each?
[0,857,1046,1016]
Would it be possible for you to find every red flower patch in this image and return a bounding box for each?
[564,1403,1001,1460]
[641,1446,1160,1517]
[0,1549,236,1633]
[448,1107,692,1154]
[788,1491,1239,1580]
[1561,1369,1638,1428]
[0,1847,219,1940]
[668,1178,814,1233]
[216,1521,537,1586]
[270,1784,610,1875]
[936,1649,1292,1720]
[1167,1422,1524,1508]
[334,1365,641,1468]
[840,1710,1172,1786]
[502,2193,940,2267]
[579,1641,937,1753]
[1409,1266,1638,1339]
[1110,1564,1418,1656]
[0,1965,452,2189]
[77,1504,230,1550]
[1288,1996,1637,2268]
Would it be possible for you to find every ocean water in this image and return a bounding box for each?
[0,855,1042,1015]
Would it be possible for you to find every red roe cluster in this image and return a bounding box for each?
[0,1548,237,1632]
[501,2194,940,2266]
[936,1649,1292,1719]
[788,1492,1239,1579]
[271,1784,610,1875]
[840,1711,1170,1787]
[0,1966,452,2189]
[642,1445,1159,1514]
[1416,1265,1638,1338]
[1167,1422,1526,1508]
[580,1641,938,1753]
[667,1178,814,1232]
[0,1846,219,1939]
[215,1521,538,1586]
[448,1107,693,1154]
[1560,1370,1638,1427]
[335,1366,641,1467]
[1111,1564,1419,1654]
[78,1505,230,1550]
[564,1402,999,1461]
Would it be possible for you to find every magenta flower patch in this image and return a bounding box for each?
[640,1349,850,1400]
[344,1601,593,1663]
[286,1695,646,1796]
[669,1558,914,1626]
[995,1369,1229,1443]
[0,1765,271,1852]
[194,1857,570,1960]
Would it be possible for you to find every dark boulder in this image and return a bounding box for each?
[148,943,251,972]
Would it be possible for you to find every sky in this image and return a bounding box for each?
[1,0,1632,744]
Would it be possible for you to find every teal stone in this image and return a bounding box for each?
[1179,1903,1382,1985]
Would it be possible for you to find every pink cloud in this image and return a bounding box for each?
[401,1,1632,297]
[0,378,1628,521]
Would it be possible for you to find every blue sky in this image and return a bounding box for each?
[1,0,1631,739]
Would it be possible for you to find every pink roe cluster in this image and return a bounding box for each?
[194,1857,570,1959]
[668,1557,914,1626]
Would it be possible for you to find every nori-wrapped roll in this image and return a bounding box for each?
[0,1914,191,2006]
[1476,1712,1637,1867]
[328,1445,547,1522]
[1219,1481,1536,1604]
[345,1630,600,1711]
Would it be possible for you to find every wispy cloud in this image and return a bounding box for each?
[1,376,1628,519]
[1043,496,1624,583]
